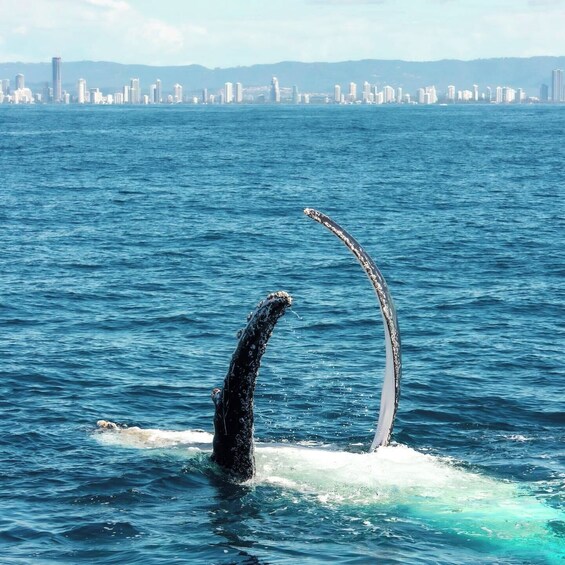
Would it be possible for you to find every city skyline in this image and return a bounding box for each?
[1,56,563,106]
[1,1,565,68]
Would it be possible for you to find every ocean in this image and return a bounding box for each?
[1,104,563,564]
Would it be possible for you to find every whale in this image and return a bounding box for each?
[210,291,292,480]
[98,207,400,479]
[95,209,563,558]
[303,208,401,451]
[99,290,292,482]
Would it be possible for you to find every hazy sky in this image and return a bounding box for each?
[1,0,564,67]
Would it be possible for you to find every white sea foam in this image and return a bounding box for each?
[95,426,213,450]
[93,426,563,544]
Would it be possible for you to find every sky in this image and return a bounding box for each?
[0,0,564,67]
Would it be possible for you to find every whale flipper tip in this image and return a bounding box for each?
[266,290,292,306]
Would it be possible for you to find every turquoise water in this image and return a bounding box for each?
[1,104,563,564]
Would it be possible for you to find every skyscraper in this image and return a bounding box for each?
[130,78,140,104]
[270,77,280,103]
[540,84,549,103]
[334,84,341,103]
[77,78,87,104]
[15,73,25,90]
[383,85,395,103]
[155,79,162,103]
[173,83,183,103]
[362,81,371,102]
[224,82,233,103]
[292,85,300,104]
[551,69,563,103]
[1,79,9,95]
[348,82,357,102]
[149,84,157,103]
[235,82,243,103]
[52,57,62,103]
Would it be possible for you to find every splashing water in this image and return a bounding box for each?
[94,426,564,560]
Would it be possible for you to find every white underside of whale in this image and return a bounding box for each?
[94,425,562,555]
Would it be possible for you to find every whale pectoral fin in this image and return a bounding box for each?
[304,208,401,450]
[211,291,292,481]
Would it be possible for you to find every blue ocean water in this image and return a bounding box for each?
[0,104,563,564]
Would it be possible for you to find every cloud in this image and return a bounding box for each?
[0,0,564,68]
[129,19,185,54]
[528,0,565,6]
[307,0,386,4]
[0,0,188,64]
[85,0,130,9]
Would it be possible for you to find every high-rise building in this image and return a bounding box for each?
[348,82,357,102]
[235,82,243,103]
[149,84,157,103]
[292,85,300,104]
[202,88,208,104]
[418,86,437,104]
[334,84,341,103]
[540,84,549,102]
[517,88,525,103]
[155,79,162,103]
[130,78,140,104]
[396,87,403,104]
[224,82,233,103]
[1,79,9,95]
[473,84,479,101]
[495,86,503,104]
[173,83,183,103]
[77,78,87,104]
[42,82,52,103]
[417,88,425,104]
[383,85,395,103]
[551,69,563,102]
[502,86,516,103]
[123,85,130,103]
[90,88,102,104]
[270,77,280,103]
[362,81,371,102]
[15,73,24,90]
[52,57,62,102]
[447,85,456,102]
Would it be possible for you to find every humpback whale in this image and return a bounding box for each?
[95,209,562,555]
[99,291,292,482]
[98,209,399,478]
[303,208,401,450]
[211,291,292,480]
[209,209,401,478]
[209,207,402,479]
